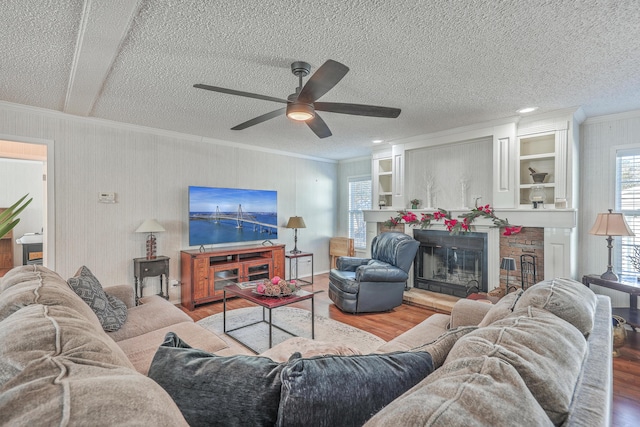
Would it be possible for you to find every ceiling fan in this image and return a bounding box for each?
[193,59,401,139]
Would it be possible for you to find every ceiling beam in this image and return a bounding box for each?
[63,0,142,116]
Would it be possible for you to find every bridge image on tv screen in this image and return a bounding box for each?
[188,186,277,246]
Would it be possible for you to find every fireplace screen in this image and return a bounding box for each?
[413,229,488,297]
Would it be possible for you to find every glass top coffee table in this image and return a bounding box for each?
[223,283,315,354]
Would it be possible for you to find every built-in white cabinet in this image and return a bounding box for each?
[516,118,573,209]
[372,145,404,209]
[518,132,557,207]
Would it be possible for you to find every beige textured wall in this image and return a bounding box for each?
[0,104,337,303]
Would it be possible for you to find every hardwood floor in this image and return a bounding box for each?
[180,273,640,426]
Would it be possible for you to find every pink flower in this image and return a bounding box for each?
[271,276,281,285]
[503,226,523,236]
[402,212,417,222]
[444,219,457,231]
[256,283,266,294]
[483,204,492,214]
[433,211,446,220]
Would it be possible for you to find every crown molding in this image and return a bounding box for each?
[0,101,336,163]
[583,109,640,125]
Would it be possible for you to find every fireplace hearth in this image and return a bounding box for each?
[413,229,488,298]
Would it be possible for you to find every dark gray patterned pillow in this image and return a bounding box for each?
[67,266,127,331]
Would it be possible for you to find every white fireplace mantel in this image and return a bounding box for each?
[363,208,578,289]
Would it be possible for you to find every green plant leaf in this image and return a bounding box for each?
[0,194,32,239]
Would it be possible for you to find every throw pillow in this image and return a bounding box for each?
[277,351,434,427]
[67,266,127,332]
[148,332,284,427]
[514,277,598,335]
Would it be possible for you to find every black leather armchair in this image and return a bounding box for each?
[328,232,420,313]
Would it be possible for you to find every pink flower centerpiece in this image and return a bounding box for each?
[384,204,521,236]
[255,276,300,297]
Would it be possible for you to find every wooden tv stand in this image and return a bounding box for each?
[180,244,285,310]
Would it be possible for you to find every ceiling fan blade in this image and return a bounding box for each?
[297,60,349,103]
[314,102,401,118]
[194,84,288,104]
[231,108,286,130]
[306,113,332,138]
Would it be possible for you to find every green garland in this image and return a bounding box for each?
[383,204,522,236]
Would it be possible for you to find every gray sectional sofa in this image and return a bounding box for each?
[1,265,612,426]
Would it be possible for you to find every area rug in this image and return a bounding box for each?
[197,306,385,354]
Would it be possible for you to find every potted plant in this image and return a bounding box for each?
[0,194,32,239]
[410,199,420,209]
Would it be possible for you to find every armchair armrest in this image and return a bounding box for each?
[336,256,370,272]
[356,265,409,282]
[104,284,135,308]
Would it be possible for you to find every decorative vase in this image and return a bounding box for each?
[412,204,418,209]
[612,315,627,357]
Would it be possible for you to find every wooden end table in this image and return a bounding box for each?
[223,283,316,353]
[582,274,640,331]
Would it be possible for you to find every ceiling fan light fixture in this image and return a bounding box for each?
[286,102,315,121]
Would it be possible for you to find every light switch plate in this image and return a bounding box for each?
[98,192,116,203]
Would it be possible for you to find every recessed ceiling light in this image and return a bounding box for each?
[372,139,384,144]
[517,107,539,114]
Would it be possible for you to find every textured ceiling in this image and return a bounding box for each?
[2,0,640,160]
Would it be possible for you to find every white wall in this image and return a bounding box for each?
[0,158,44,266]
[0,103,337,302]
[580,110,640,306]
[404,137,493,209]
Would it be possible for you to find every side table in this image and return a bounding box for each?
[134,256,169,304]
[285,251,313,285]
[582,274,640,331]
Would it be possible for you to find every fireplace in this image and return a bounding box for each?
[413,229,488,298]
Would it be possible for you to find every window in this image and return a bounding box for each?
[615,148,640,277]
[348,176,372,249]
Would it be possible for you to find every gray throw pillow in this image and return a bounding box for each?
[277,351,434,427]
[67,266,127,332]
[148,332,284,427]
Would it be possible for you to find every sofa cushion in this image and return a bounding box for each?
[277,351,434,427]
[0,303,187,426]
[449,298,495,329]
[376,313,451,353]
[409,326,477,369]
[260,337,362,363]
[478,288,523,327]
[67,266,127,332]
[107,294,193,342]
[116,321,230,374]
[445,306,587,425]
[364,356,552,427]
[0,265,102,330]
[514,278,598,335]
[148,332,283,427]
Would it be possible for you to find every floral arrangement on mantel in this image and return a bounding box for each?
[255,276,300,297]
[384,204,522,236]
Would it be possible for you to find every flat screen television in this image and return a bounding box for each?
[188,186,278,246]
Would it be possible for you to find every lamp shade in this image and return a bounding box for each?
[135,219,165,233]
[589,210,634,237]
[500,257,517,271]
[286,216,306,229]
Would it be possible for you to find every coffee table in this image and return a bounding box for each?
[223,283,315,353]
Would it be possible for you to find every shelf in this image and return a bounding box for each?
[520,153,554,161]
[519,183,555,189]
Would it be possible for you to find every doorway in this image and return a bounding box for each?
[0,138,53,273]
